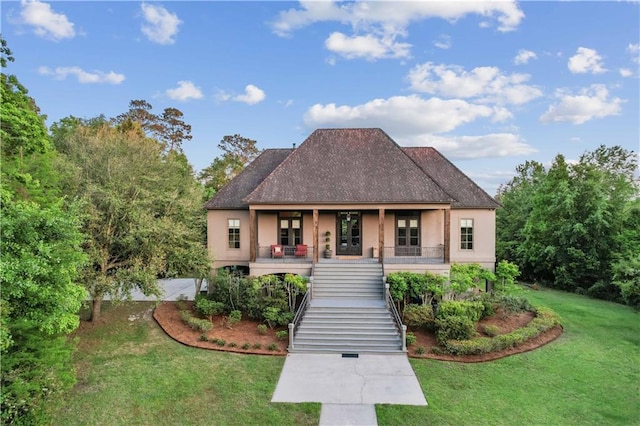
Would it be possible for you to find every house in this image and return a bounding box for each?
[204,128,500,278]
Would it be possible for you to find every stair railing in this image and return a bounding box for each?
[384,280,407,352]
[288,279,312,351]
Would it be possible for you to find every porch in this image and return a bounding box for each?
[253,245,445,265]
[249,205,451,266]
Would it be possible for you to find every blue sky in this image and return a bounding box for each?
[2,1,639,194]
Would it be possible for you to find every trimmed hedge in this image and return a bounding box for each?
[442,306,560,355]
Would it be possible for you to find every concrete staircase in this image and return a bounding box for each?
[290,263,404,354]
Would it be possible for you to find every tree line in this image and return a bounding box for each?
[0,37,259,424]
[496,146,639,308]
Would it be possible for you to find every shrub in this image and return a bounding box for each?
[199,334,208,341]
[403,304,433,328]
[176,294,189,311]
[482,324,500,337]
[262,307,293,328]
[257,324,268,335]
[187,317,212,332]
[495,295,532,313]
[226,310,242,329]
[212,338,226,347]
[194,295,225,321]
[406,332,417,346]
[436,316,476,344]
[241,342,250,350]
[442,306,560,355]
[415,346,426,355]
[267,343,279,351]
[275,330,288,341]
[437,300,485,322]
[252,343,262,349]
[228,342,237,348]
[179,310,192,324]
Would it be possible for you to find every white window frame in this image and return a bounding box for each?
[460,218,474,250]
[228,219,240,249]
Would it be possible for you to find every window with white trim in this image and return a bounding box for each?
[228,219,240,249]
[460,219,473,250]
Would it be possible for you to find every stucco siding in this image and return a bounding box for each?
[449,209,496,269]
[208,209,251,269]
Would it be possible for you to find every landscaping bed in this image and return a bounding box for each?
[153,300,562,361]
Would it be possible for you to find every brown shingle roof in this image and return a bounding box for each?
[403,147,501,209]
[243,128,455,205]
[204,149,292,209]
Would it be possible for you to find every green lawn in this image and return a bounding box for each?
[51,289,639,425]
[377,287,640,425]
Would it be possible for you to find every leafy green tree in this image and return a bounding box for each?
[496,145,638,305]
[111,100,192,152]
[0,37,86,424]
[55,122,210,320]
[199,134,260,198]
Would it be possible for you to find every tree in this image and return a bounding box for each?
[55,122,210,320]
[496,145,638,305]
[111,100,192,152]
[0,36,86,424]
[199,134,260,197]
[157,107,192,152]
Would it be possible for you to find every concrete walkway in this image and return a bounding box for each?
[272,353,427,425]
[127,278,197,301]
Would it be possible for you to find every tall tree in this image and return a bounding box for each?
[111,100,192,152]
[496,145,638,304]
[0,36,87,424]
[199,134,260,198]
[55,122,210,320]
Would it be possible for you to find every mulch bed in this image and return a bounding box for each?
[153,302,563,362]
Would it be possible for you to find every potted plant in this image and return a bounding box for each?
[323,231,332,258]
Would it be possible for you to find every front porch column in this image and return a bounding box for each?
[378,208,385,263]
[443,209,450,263]
[249,208,256,262]
[313,209,319,263]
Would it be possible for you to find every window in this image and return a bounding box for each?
[460,219,473,250]
[279,212,302,246]
[228,219,240,249]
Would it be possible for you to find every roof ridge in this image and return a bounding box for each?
[242,142,301,204]
[401,146,459,204]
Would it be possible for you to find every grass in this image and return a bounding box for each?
[377,286,640,425]
[51,289,639,425]
[49,302,319,425]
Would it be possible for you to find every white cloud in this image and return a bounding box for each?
[627,43,640,64]
[218,84,266,105]
[514,49,537,65]
[433,34,452,50]
[303,95,503,135]
[401,134,536,160]
[165,81,203,101]
[619,68,633,78]
[271,1,523,60]
[540,85,623,125]
[234,84,266,105]
[20,0,75,41]
[407,62,542,105]
[325,31,411,60]
[568,47,606,74]
[38,66,125,84]
[140,3,182,45]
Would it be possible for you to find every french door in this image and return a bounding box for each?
[336,211,361,255]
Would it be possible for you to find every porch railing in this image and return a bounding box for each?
[383,245,445,264]
[384,281,407,352]
[257,245,315,261]
[288,280,312,351]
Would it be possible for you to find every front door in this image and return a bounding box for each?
[337,211,361,256]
